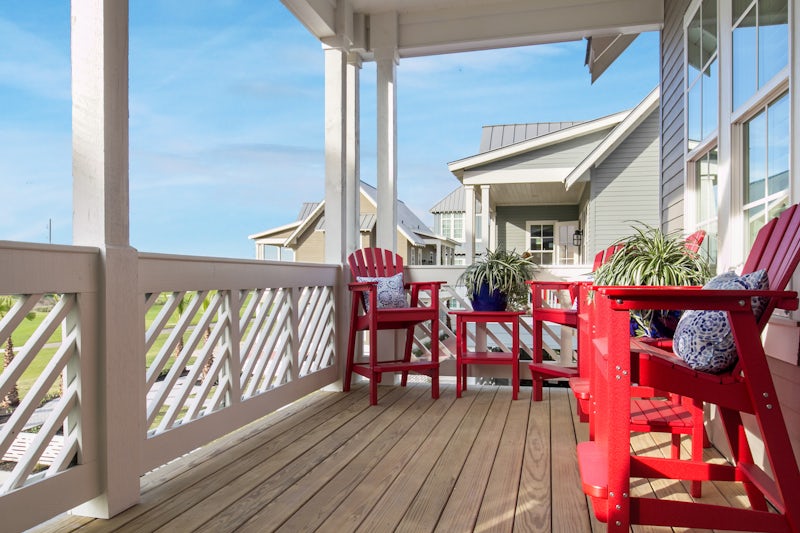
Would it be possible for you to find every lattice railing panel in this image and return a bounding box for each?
[0,293,81,492]
[144,290,234,435]
[239,287,293,398]
[297,285,334,377]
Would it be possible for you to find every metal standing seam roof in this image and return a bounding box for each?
[478,121,587,153]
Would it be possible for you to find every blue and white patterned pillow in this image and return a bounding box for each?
[356,273,408,311]
[673,269,769,373]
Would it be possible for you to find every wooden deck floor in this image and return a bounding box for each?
[31,383,750,533]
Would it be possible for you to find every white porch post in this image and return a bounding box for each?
[346,52,362,256]
[480,185,491,251]
[373,12,399,253]
[71,0,142,518]
[465,185,476,262]
[324,45,349,265]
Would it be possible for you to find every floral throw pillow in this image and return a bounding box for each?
[356,273,408,311]
[673,269,769,373]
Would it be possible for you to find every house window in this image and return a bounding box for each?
[693,149,719,266]
[438,213,464,241]
[686,0,718,151]
[475,213,482,241]
[732,0,789,111]
[742,92,790,247]
[527,222,555,265]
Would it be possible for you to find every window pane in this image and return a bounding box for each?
[745,203,765,249]
[759,0,788,88]
[687,8,703,80]
[474,213,482,240]
[696,150,718,223]
[701,0,717,67]
[442,217,452,239]
[453,215,464,240]
[733,0,753,22]
[687,79,702,148]
[702,59,718,138]
[767,93,789,196]
[744,109,767,204]
[733,6,757,109]
[530,225,542,238]
[534,252,554,266]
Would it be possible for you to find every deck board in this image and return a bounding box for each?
[29,383,755,533]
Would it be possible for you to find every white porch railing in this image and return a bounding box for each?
[0,249,579,532]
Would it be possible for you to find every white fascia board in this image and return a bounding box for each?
[463,167,573,185]
[248,220,302,240]
[285,201,326,245]
[448,111,628,174]
[564,86,659,189]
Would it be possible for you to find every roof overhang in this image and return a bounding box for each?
[282,0,663,60]
[448,110,628,179]
[564,86,660,189]
[585,33,639,83]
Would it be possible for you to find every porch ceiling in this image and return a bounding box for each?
[483,182,585,207]
[282,0,663,58]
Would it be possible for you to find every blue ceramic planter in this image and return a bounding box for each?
[470,283,507,311]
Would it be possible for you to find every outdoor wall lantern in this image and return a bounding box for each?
[572,229,583,247]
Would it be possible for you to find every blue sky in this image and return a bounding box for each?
[0,2,659,259]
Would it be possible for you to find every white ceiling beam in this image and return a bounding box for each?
[281,0,337,39]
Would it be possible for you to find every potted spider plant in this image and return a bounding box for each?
[458,249,537,311]
[592,223,712,336]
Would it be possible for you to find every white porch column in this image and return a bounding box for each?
[71,0,141,518]
[372,12,399,252]
[346,52,362,257]
[480,185,491,252]
[464,185,476,262]
[323,45,348,265]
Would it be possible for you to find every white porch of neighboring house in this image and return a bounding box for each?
[7,0,800,531]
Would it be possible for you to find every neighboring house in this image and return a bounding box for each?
[429,186,483,265]
[442,88,660,266]
[249,181,457,265]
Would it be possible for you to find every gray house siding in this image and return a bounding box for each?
[590,111,660,250]
[660,0,690,233]
[496,205,579,252]
[479,129,613,171]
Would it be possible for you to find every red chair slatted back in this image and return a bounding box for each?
[684,230,706,253]
[741,203,800,329]
[348,248,404,279]
[592,250,605,271]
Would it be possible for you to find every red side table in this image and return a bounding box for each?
[450,310,524,400]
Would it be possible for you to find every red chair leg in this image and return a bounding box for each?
[400,325,415,387]
[532,318,544,401]
[344,298,359,392]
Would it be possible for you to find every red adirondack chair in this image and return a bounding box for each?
[579,205,800,532]
[344,248,443,405]
[529,231,706,410]
[527,242,625,404]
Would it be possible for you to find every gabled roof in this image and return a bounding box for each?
[479,121,586,153]
[429,186,482,214]
[447,87,659,190]
[564,86,659,189]
[447,110,629,178]
[250,181,452,248]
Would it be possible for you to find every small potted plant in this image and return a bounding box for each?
[458,249,537,311]
[592,223,712,336]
